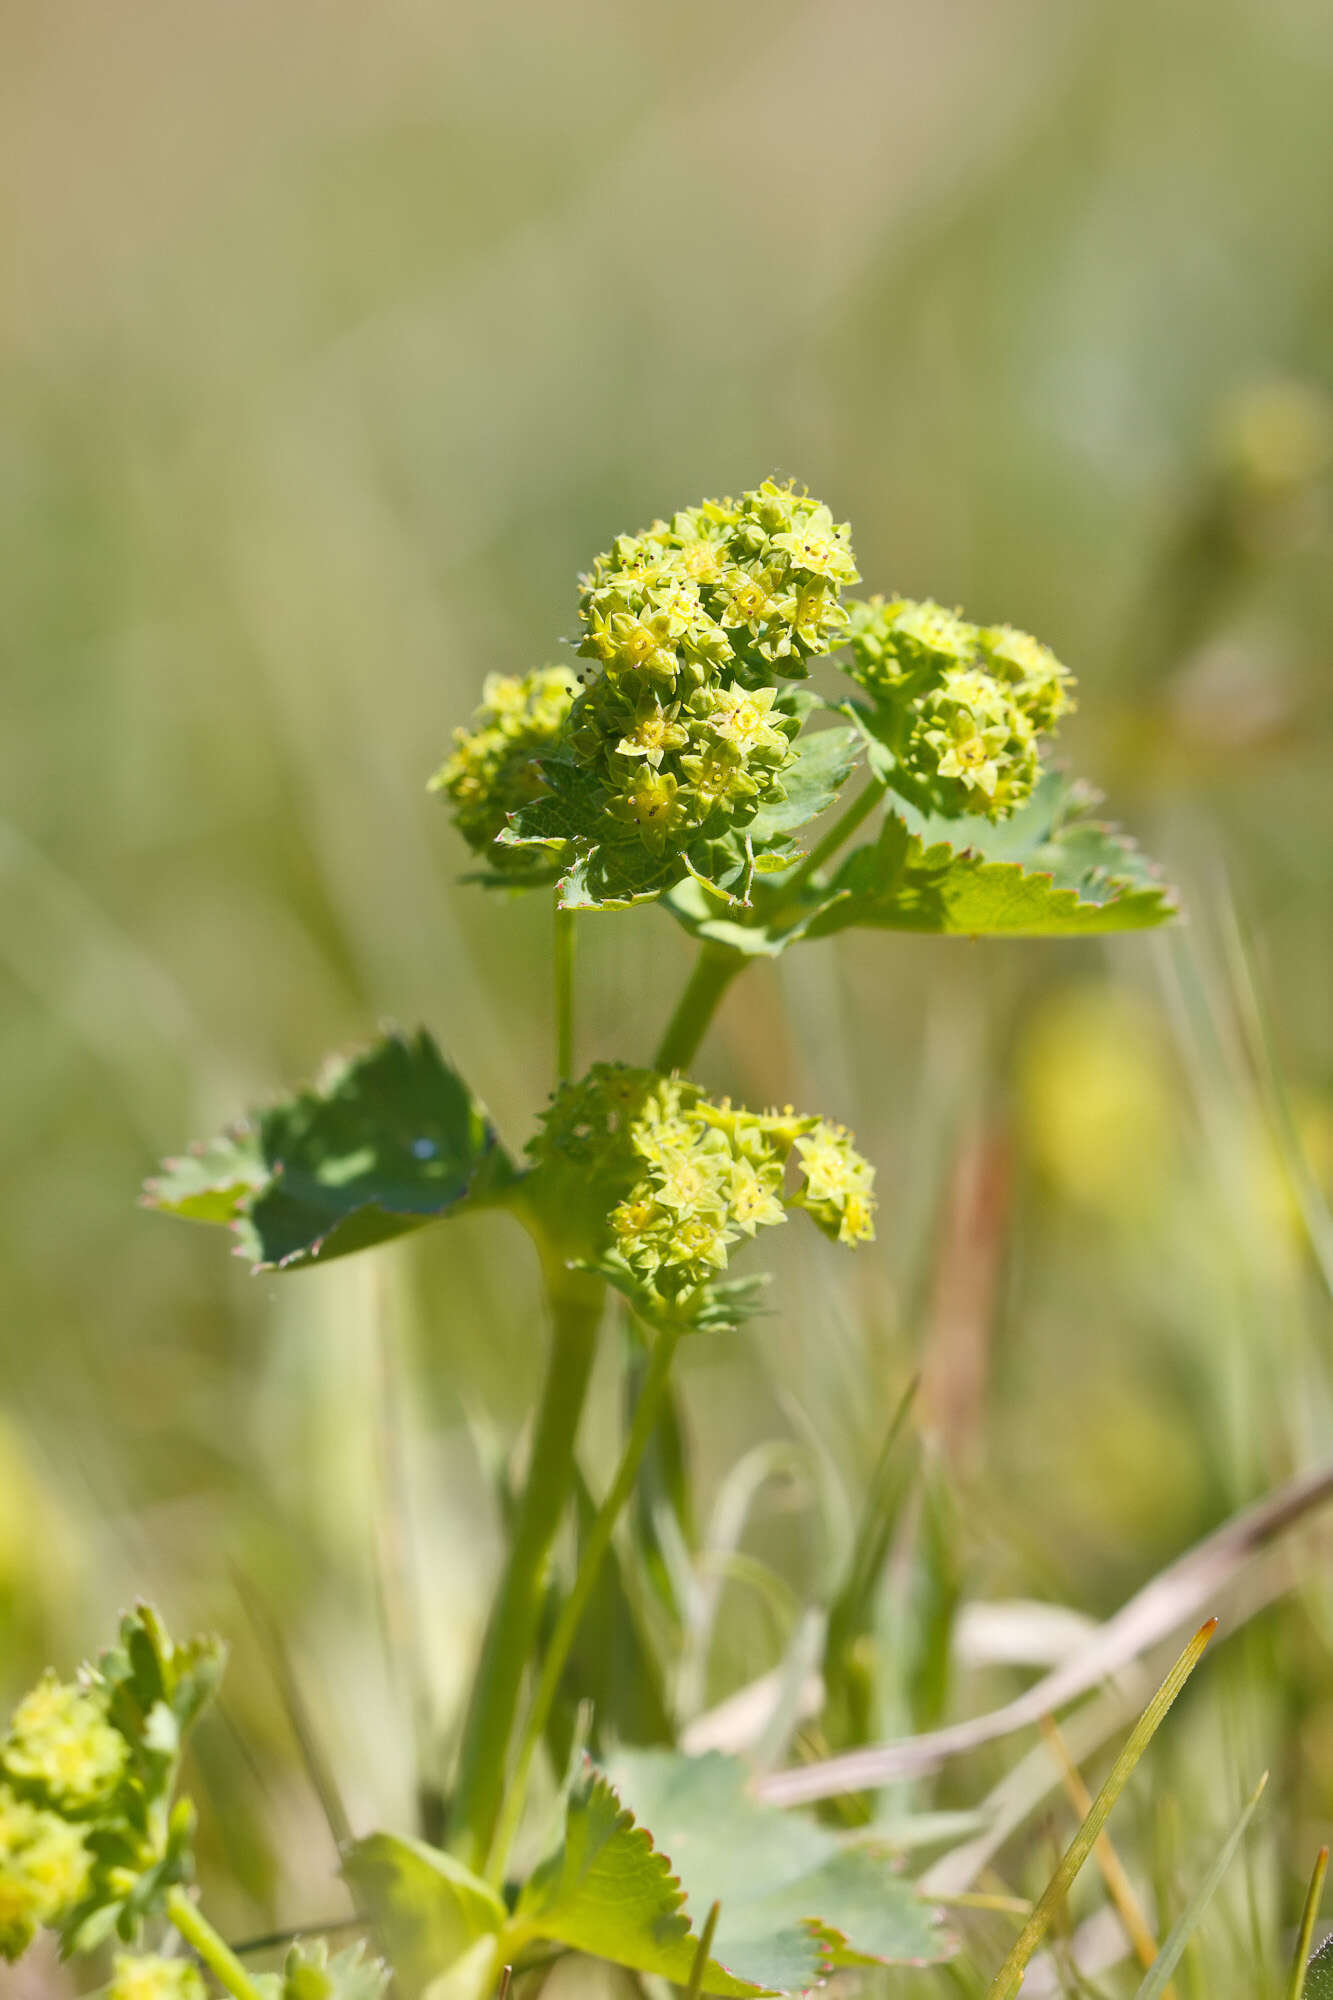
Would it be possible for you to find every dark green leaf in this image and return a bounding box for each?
[145,1030,516,1271]
[342,1833,505,2000]
[1305,1935,1333,1997]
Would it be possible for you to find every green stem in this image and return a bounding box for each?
[554,902,576,1083]
[779,775,886,899]
[653,944,744,1072]
[486,1320,685,1884]
[448,1262,604,1872]
[167,1887,268,2000]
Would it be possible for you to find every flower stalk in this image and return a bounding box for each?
[446,1258,604,1873]
[166,1889,268,2000]
[485,1317,685,1883]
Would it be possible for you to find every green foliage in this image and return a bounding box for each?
[144,1030,515,1270]
[1305,1937,1333,1999]
[256,1939,390,2000]
[0,1607,223,1961]
[341,1835,505,1999]
[669,772,1175,954]
[510,1762,761,1995]
[807,777,1176,937]
[594,1751,951,1987]
[125,474,1194,2000]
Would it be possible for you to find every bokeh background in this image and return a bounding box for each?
[2,0,1331,1991]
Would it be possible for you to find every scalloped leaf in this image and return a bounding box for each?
[604,1750,950,1983]
[144,1030,515,1271]
[666,774,1176,951]
[808,778,1177,937]
[341,1834,505,2000]
[511,1763,783,1995]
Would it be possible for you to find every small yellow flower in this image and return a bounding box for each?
[616,702,689,769]
[108,1954,207,2000]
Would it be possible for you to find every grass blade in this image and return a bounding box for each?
[986,1619,1218,2000]
[1133,1771,1268,1999]
[761,1461,1333,1804]
[684,1900,722,2000]
[1041,1715,1166,1987]
[1288,1845,1330,2000]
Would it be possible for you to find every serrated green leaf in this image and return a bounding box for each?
[341,1833,505,2000]
[604,1750,949,1987]
[808,775,1178,938]
[667,772,1177,952]
[145,1030,516,1271]
[744,725,862,844]
[512,1763,770,1996]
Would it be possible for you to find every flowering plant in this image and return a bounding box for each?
[7,481,1182,1998]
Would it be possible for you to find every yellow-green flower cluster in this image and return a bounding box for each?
[0,1609,224,1968]
[529,1065,875,1315]
[568,481,858,857]
[0,1784,91,1960]
[0,1673,128,1961]
[109,1954,206,2000]
[844,597,1074,819]
[3,1675,128,1811]
[431,666,579,871]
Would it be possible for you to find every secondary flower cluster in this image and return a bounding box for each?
[0,1608,222,1965]
[844,597,1075,819]
[108,1954,205,2000]
[568,481,859,859]
[529,1064,875,1313]
[430,666,579,871]
[0,1676,125,1958]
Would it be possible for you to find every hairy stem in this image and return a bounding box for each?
[653,943,744,1072]
[486,1320,685,1883]
[166,1888,268,2000]
[448,1262,603,1872]
[554,902,576,1083]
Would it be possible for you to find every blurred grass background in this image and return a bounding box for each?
[2,0,1331,1990]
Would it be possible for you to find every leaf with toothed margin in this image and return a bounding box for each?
[666,772,1177,951]
[510,1762,791,1995]
[600,1750,952,1988]
[807,774,1178,937]
[144,1029,516,1271]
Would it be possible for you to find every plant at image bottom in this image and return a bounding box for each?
[13,479,1295,1996]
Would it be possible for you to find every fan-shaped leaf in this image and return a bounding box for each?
[145,1029,515,1270]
